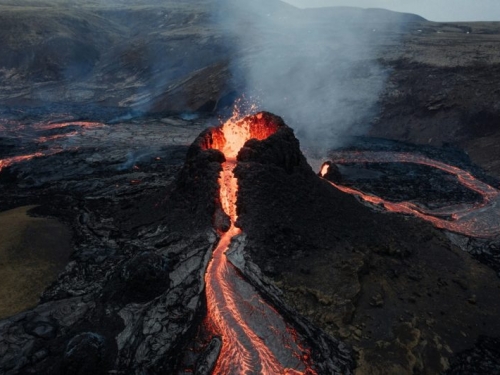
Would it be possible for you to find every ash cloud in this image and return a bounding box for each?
[211,0,399,150]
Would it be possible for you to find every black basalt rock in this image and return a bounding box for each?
[121,252,169,295]
[0,117,223,375]
[166,126,226,234]
[447,336,500,374]
[23,314,59,340]
[62,332,106,375]
[102,251,170,304]
[238,125,308,174]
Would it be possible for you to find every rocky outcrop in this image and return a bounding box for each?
[238,125,307,174]
[447,336,500,374]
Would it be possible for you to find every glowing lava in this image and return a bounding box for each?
[34,121,104,131]
[321,151,500,238]
[320,163,330,178]
[0,152,47,172]
[204,113,316,374]
[35,122,105,143]
[0,121,103,173]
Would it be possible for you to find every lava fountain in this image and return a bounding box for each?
[202,112,316,374]
[320,151,500,238]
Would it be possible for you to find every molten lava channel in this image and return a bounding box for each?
[321,151,500,238]
[204,113,316,374]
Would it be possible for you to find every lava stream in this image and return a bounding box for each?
[0,152,58,173]
[329,151,499,200]
[34,121,104,131]
[0,121,103,173]
[204,114,316,374]
[321,151,500,238]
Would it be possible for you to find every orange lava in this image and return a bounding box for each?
[0,152,46,173]
[219,112,280,160]
[34,121,104,131]
[204,112,316,374]
[321,151,500,238]
[0,121,103,173]
[320,163,330,177]
[36,131,79,143]
[35,122,104,143]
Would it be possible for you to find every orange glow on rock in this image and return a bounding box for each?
[35,121,104,131]
[0,152,46,172]
[0,121,103,173]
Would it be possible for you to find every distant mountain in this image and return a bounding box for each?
[303,6,426,23]
[219,1,425,23]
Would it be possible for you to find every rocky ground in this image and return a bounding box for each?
[0,112,356,374]
[372,21,500,179]
[0,113,221,374]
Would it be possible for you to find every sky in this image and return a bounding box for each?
[282,0,500,22]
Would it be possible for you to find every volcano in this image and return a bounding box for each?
[1,111,500,375]
[176,112,351,374]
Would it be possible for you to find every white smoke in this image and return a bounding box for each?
[211,0,397,150]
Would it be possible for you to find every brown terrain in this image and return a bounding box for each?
[0,205,71,319]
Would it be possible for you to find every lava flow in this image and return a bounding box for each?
[0,121,104,173]
[321,151,500,238]
[0,151,60,173]
[204,113,316,374]
[35,121,105,143]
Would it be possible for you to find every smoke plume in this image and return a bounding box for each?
[211,0,402,150]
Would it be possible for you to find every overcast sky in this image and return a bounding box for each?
[282,0,500,22]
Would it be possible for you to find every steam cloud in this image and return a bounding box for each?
[211,0,396,150]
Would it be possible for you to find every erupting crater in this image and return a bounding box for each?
[200,112,317,374]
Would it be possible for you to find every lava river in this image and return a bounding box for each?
[321,151,500,238]
[204,114,316,374]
